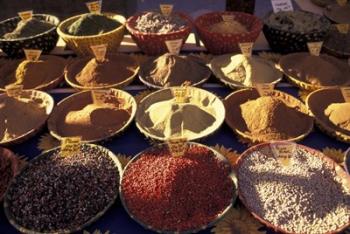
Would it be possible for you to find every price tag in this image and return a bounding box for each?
[160,4,173,16]
[60,137,82,157]
[91,90,108,105]
[271,142,297,167]
[341,87,350,102]
[337,0,347,6]
[172,87,188,103]
[238,42,253,57]
[271,0,294,13]
[336,24,349,34]
[86,0,102,14]
[165,39,183,55]
[24,49,42,61]
[167,138,188,157]
[90,44,107,62]
[5,84,23,97]
[18,10,33,21]
[255,83,274,96]
[307,42,323,56]
[222,14,235,22]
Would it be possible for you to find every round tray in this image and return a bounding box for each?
[306,87,350,143]
[135,86,225,141]
[47,89,137,143]
[0,90,54,146]
[4,143,122,234]
[224,88,314,143]
[119,142,238,234]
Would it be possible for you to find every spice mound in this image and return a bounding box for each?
[67,13,121,36]
[265,11,327,33]
[238,144,350,234]
[208,20,247,34]
[134,12,187,33]
[0,96,48,143]
[212,54,281,87]
[6,145,119,232]
[140,53,210,87]
[325,102,350,131]
[121,144,233,232]
[3,18,54,39]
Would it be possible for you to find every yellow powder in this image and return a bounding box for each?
[324,102,350,131]
[209,21,247,34]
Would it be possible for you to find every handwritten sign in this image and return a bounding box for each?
[172,87,188,103]
[307,42,323,56]
[18,10,33,21]
[271,0,294,13]
[24,49,42,61]
[341,87,350,102]
[90,44,107,62]
[239,42,253,57]
[5,84,23,97]
[167,138,188,157]
[60,137,82,157]
[86,0,102,14]
[160,4,173,16]
[91,90,108,105]
[271,142,297,167]
[222,14,235,22]
[255,83,274,96]
[165,39,183,55]
[336,24,349,34]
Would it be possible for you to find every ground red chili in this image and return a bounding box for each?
[121,145,233,232]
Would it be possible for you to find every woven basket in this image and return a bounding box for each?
[126,12,192,55]
[57,13,126,56]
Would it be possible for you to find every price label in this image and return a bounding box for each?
[167,138,188,157]
[341,87,350,102]
[165,39,183,55]
[5,84,23,97]
[90,44,107,62]
[255,83,274,96]
[18,10,33,21]
[60,137,81,157]
[271,142,297,167]
[336,24,349,34]
[172,87,188,103]
[238,42,253,57]
[91,90,108,105]
[24,49,42,61]
[307,42,323,56]
[337,0,347,6]
[222,14,235,22]
[271,0,294,13]
[160,4,173,16]
[86,0,102,14]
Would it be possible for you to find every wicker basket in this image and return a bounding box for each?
[57,13,126,56]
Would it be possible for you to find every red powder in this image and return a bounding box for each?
[121,145,233,232]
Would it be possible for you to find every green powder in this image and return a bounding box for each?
[67,14,121,36]
[3,18,54,39]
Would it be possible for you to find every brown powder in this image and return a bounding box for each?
[325,102,350,131]
[240,96,311,140]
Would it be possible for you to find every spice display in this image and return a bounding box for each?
[208,20,247,34]
[67,13,121,36]
[325,102,350,130]
[5,144,120,232]
[238,143,350,234]
[134,12,187,33]
[264,11,328,33]
[0,95,49,143]
[324,4,350,24]
[280,53,350,87]
[0,56,65,90]
[3,18,54,39]
[136,88,225,140]
[121,144,233,232]
[324,25,350,57]
[211,54,281,87]
[140,53,210,87]
[48,91,133,141]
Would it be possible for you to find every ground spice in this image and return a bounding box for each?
[208,20,247,34]
[121,144,233,232]
[238,144,350,234]
[140,53,210,87]
[135,12,187,33]
[6,144,119,232]
[67,13,121,36]
[3,18,54,39]
[325,102,350,131]
[0,96,48,143]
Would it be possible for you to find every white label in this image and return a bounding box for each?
[18,10,33,21]
[271,142,297,167]
[60,137,81,157]
[90,44,107,62]
[336,24,349,34]
[86,0,102,14]
[172,87,188,103]
[271,0,294,13]
[160,4,173,16]
[255,83,274,96]
[5,84,23,97]
[91,90,108,105]
[341,87,350,102]
[238,42,254,57]
[24,49,42,61]
[307,42,323,56]
[165,39,183,55]
[167,138,187,157]
[222,14,235,22]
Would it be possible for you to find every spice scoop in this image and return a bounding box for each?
[135,86,225,141]
[237,142,350,234]
[4,143,122,234]
[48,89,137,143]
[120,142,237,233]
